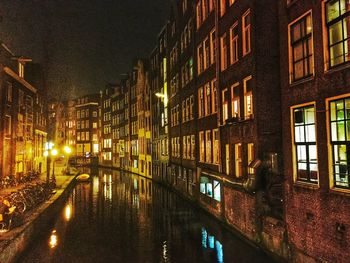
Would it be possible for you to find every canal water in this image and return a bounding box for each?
[18,168,274,263]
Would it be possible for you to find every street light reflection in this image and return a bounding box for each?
[64,204,72,221]
[49,230,58,249]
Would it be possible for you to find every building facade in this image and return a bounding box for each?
[279,0,350,262]
[0,43,47,179]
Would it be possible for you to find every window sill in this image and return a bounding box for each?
[329,187,350,197]
[294,181,319,190]
[324,62,350,75]
[289,76,314,87]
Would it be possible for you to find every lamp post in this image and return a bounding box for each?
[51,149,58,185]
[63,145,72,174]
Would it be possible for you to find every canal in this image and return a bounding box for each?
[18,168,275,263]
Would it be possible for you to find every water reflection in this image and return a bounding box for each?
[19,168,274,263]
[49,230,58,249]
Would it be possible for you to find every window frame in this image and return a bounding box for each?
[291,103,319,184]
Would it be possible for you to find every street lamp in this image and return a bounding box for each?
[51,148,58,185]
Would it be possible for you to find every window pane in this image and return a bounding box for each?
[295,126,305,142]
[297,145,307,161]
[327,0,340,23]
[329,21,343,45]
[309,145,317,162]
[207,183,213,197]
[306,124,316,142]
[330,42,345,66]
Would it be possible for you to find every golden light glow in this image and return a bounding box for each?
[64,146,72,154]
[51,149,58,156]
[64,204,72,221]
[44,151,49,157]
[49,230,58,249]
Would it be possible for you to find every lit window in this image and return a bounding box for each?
[196,1,202,29]
[210,29,216,65]
[183,136,187,158]
[191,135,195,159]
[235,143,243,177]
[229,0,235,5]
[293,105,318,183]
[199,131,205,162]
[242,9,251,56]
[220,0,226,17]
[230,22,239,64]
[325,0,350,67]
[213,129,220,164]
[329,97,350,188]
[247,143,255,175]
[199,87,205,118]
[205,83,211,116]
[225,144,230,175]
[289,12,313,82]
[222,89,228,123]
[243,76,253,119]
[18,62,24,78]
[211,80,218,113]
[231,83,240,119]
[187,136,191,159]
[206,130,212,163]
[220,33,228,71]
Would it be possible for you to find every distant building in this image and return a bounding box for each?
[75,94,100,158]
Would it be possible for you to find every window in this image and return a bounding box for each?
[183,136,187,158]
[191,135,195,159]
[197,43,204,74]
[243,76,253,119]
[211,80,218,113]
[329,97,350,188]
[199,131,205,162]
[222,89,228,123]
[205,83,211,116]
[225,144,230,175]
[230,22,239,64]
[289,13,313,82]
[199,87,205,118]
[247,143,255,175]
[200,177,221,202]
[293,105,318,183]
[196,1,202,29]
[18,62,24,78]
[4,115,11,136]
[206,130,212,163]
[6,82,12,102]
[220,33,228,71]
[220,0,226,17]
[325,0,350,67]
[204,37,210,70]
[242,9,251,56]
[231,83,240,119]
[235,143,243,177]
[229,0,235,5]
[210,29,216,64]
[213,129,220,164]
[187,136,191,159]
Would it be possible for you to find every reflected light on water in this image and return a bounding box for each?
[64,204,72,221]
[49,230,58,249]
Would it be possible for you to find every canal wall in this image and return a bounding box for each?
[99,165,288,262]
[0,175,77,263]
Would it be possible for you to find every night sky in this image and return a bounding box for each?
[0,0,171,98]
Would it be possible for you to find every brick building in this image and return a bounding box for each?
[75,94,100,159]
[168,0,198,198]
[0,43,48,179]
[279,0,350,262]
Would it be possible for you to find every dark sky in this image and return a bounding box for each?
[0,0,171,98]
